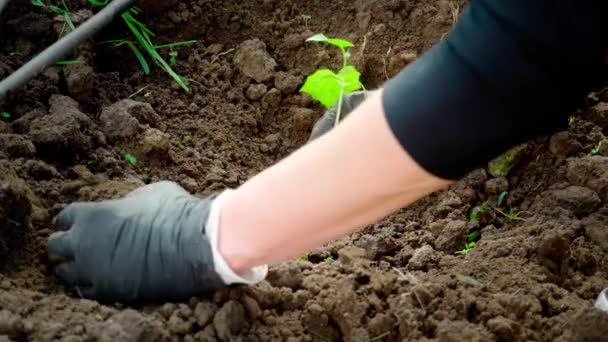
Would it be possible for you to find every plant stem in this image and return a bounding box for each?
[334,86,344,128]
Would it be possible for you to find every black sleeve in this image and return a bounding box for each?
[382,0,607,180]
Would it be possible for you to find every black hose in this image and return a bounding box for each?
[0,0,9,18]
[0,0,135,100]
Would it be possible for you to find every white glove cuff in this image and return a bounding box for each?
[206,189,268,285]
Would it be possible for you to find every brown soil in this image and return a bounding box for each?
[1,0,608,341]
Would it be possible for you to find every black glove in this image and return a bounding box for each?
[47,181,266,303]
[308,90,373,142]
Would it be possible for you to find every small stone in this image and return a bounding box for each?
[274,71,302,94]
[289,107,316,133]
[0,121,11,134]
[0,134,36,157]
[23,160,60,180]
[65,58,95,98]
[241,295,262,320]
[336,246,367,266]
[367,313,395,336]
[179,177,198,193]
[549,131,583,156]
[407,245,436,271]
[266,263,303,290]
[567,156,608,199]
[100,99,161,143]
[487,316,516,341]
[261,88,282,108]
[167,311,192,334]
[549,186,601,215]
[588,102,608,133]
[431,220,469,254]
[29,95,94,155]
[234,39,277,83]
[245,84,268,100]
[194,302,218,327]
[484,177,509,195]
[213,300,246,341]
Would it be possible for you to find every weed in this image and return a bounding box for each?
[324,256,335,264]
[469,200,489,221]
[587,141,603,156]
[182,135,193,144]
[366,332,390,342]
[124,153,137,165]
[32,0,75,38]
[89,1,197,91]
[300,33,365,127]
[129,85,150,98]
[495,206,529,222]
[0,112,11,119]
[299,252,310,261]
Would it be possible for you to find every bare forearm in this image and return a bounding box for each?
[218,89,452,272]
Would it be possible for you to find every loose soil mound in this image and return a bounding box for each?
[1,0,608,341]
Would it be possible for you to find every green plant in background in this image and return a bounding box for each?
[0,112,11,119]
[88,1,197,92]
[300,33,365,127]
[124,153,137,165]
[32,0,75,38]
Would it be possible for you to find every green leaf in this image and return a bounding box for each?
[55,60,79,65]
[124,154,137,165]
[468,231,480,242]
[306,33,354,49]
[0,112,11,119]
[497,191,508,207]
[126,42,150,75]
[469,211,478,221]
[31,0,45,7]
[87,0,109,6]
[300,69,342,108]
[338,65,362,93]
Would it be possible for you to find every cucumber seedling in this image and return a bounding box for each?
[300,34,365,127]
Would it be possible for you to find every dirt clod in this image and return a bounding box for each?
[245,84,268,100]
[100,99,161,143]
[274,71,303,94]
[550,131,583,156]
[212,300,246,341]
[234,39,277,83]
[0,134,36,158]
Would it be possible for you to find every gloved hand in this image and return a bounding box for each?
[47,181,267,303]
[308,90,374,142]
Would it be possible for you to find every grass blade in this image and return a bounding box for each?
[126,42,150,75]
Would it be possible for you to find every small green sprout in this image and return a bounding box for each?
[587,141,602,156]
[497,191,508,207]
[460,231,480,255]
[169,50,178,65]
[324,256,335,264]
[182,135,193,144]
[55,60,79,65]
[124,153,137,165]
[301,14,312,30]
[0,112,11,119]
[470,200,489,221]
[300,33,365,127]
